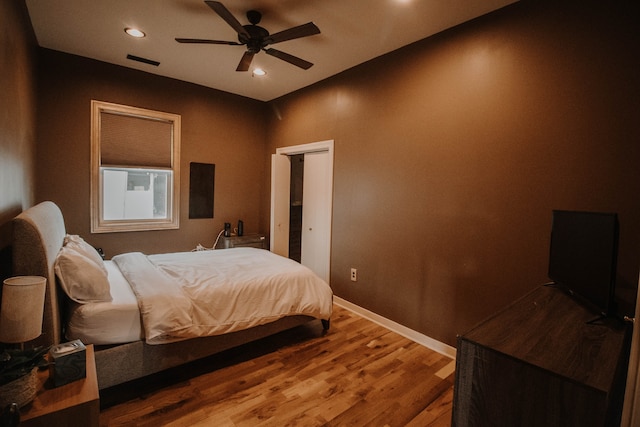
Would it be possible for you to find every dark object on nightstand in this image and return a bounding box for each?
[48,340,86,387]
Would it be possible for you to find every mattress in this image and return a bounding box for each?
[113,248,333,344]
[66,260,143,345]
[65,248,333,346]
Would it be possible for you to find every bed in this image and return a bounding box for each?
[11,201,332,390]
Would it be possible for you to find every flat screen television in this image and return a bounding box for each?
[548,210,619,317]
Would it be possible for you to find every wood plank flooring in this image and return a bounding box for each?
[99,304,455,426]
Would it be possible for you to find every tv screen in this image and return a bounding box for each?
[548,210,619,317]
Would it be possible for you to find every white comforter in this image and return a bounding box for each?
[112,248,333,345]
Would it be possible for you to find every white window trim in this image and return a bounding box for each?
[90,100,181,233]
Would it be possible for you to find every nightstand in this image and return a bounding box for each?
[216,234,267,249]
[20,344,99,427]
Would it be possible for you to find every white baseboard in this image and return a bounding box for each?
[333,296,457,360]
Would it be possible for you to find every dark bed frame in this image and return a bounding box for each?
[12,201,326,389]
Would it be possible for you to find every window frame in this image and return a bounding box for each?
[91,100,181,233]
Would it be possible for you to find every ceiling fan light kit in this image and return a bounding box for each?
[176,0,320,72]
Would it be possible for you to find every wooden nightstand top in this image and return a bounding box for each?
[21,344,99,426]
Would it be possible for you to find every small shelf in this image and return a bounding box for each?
[216,234,266,250]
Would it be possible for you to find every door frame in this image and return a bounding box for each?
[622,280,640,426]
[270,140,334,283]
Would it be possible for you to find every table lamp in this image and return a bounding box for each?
[0,276,47,413]
[0,276,47,350]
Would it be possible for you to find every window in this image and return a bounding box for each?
[91,100,181,233]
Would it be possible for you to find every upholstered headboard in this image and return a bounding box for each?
[12,201,66,347]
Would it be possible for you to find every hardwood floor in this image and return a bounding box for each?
[99,304,455,426]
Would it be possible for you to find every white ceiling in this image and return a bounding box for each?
[26,0,518,102]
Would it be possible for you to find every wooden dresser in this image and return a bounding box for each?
[452,285,631,427]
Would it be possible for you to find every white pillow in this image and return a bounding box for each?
[54,245,112,304]
[64,234,107,275]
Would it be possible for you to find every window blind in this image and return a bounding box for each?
[100,112,173,167]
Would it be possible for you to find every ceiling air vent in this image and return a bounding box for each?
[126,54,160,67]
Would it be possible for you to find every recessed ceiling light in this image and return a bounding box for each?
[125,28,146,38]
[252,68,266,77]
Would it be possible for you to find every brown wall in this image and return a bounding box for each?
[5,0,640,348]
[36,50,269,256]
[0,1,38,281]
[266,0,640,346]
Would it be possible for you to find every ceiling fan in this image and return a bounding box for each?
[176,1,321,72]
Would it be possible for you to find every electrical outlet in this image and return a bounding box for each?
[350,268,357,282]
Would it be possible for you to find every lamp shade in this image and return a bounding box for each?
[0,276,46,344]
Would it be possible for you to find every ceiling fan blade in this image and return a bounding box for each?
[236,51,255,72]
[205,1,250,39]
[266,22,320,45]
[265,48,313,70]
[175,38,241,45]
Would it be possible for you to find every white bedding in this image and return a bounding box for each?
[110,248,332,345]
[66,261,143,345]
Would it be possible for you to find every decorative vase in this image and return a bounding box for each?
[0,368,38,408]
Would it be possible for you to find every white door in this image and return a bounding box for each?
[270,140,334,283]
[270,153,291,257]
[301,150,332,283]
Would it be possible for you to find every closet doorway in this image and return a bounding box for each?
[270,140,334,284]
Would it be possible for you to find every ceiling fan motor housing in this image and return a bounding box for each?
[240,25,269,53]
